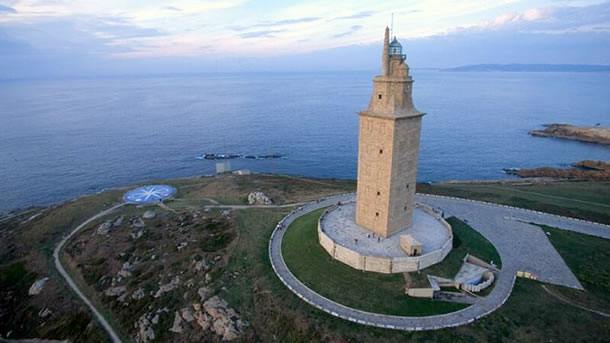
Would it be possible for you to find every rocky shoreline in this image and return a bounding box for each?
[510,160,610,181]
[529,123,610,145]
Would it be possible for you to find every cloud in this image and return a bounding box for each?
[332,25,363,38]
[231,16,321,31]
[461,2,610,34]
[0,4,16,13]
[239,29,284,39]
[334,11,375,20]
[163,6,182,12]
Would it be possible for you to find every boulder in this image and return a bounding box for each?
[28,277,49,296]
[38,307,52,318]
[143,210,156,219]
[135,315,156,343]
[118,262,133,278]
[181,308,194,322]
[169,311,183,334]
[132,217,146,228]
[113,216,124,227]
[203,296,245,341]
[197,287,211,302]
[247,192,273,205]
[154,276,180,298]
[104,286,127,297]
[132,288,146,300]
[96,220,113,235]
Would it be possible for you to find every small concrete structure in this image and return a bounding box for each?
[406,254,498,298]
[400,235,422,256]
[216,161,231,174]
[318,201,452,273]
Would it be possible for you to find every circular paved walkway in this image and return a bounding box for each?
[269,193,610,331]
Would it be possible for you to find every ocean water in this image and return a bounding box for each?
[1,70,609,213]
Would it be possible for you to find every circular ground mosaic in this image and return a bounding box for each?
[123,185,176,204]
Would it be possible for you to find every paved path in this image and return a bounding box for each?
[269,193,610,331]
[53,203,125,343]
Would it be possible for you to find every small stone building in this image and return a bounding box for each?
[400,234,422,256]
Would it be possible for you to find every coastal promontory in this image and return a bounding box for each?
[529,123,610,145]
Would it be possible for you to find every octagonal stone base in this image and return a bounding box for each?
[318,201,453,273]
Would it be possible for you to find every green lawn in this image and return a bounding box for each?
[418,181,610,224]
[281,208,467,316]
[537,224,610,311]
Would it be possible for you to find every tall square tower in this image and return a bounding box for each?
[355,27,425,238]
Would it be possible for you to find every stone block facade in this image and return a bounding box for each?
[318,203,453,274]
[355,27,424,238]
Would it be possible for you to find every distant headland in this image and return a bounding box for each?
[529,123,610,145]
[443,64,610,73]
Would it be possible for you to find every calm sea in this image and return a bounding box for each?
[1,70,609,213]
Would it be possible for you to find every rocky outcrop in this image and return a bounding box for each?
[28,277,49,295]
[247,192,273,205]
[514,160,610,181]
[529,123,610,145]
[202,296,245,341]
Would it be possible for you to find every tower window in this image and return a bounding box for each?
[406,184,409,189]
[379,149,383,154]
[377,191,381,196]
[404,206,407,211]
[375,212,379,217]
[378,94,382,99]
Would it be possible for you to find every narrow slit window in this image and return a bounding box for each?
[375,212,379,217]
[378,94,382,99]
[379,149,383,154]
[377,191,381,196]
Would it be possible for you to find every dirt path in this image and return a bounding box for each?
[541,285,610,318]
[53,203,125,343]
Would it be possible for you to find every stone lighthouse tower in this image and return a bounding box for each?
[355,27,425,238]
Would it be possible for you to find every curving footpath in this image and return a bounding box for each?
[269,193,610,331]
[53,203,125,343]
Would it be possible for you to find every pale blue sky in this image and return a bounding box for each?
[1,0,610,77]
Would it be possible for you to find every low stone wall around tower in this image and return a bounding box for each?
[318,203,453,274]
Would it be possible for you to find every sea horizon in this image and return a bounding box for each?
[1,69,609,213]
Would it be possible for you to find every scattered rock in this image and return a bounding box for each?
[104,286,127,297]
[28,277,49,296]
[177,242,188,251]
[197,287,212,302]
[135,314,156,343]
[194,309,211,331]
[131,229,144,240]
[118,262,133,278]
[96,220,113,235]
[132,217,146,228]
[132,288,146,300]
[221,210,231,217]
[113,215,124,227]
[143,210,156,219]
[181,308,194,322]
[194,259,209,272]
[154,276,180,298]
[169,311,183,334]
[38,307,52,318]
[247,191,273,205]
